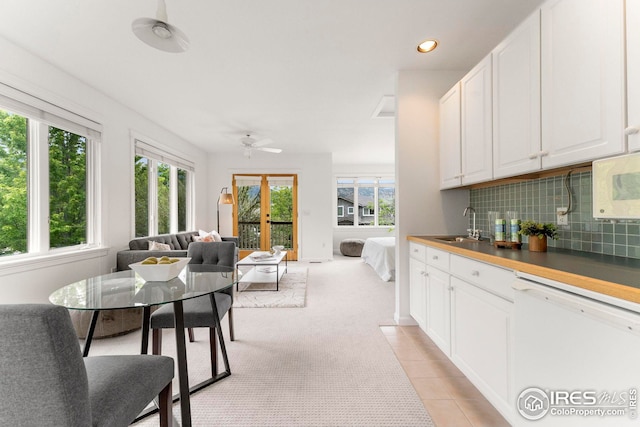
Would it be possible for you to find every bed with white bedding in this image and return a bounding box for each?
[360,237,396,281]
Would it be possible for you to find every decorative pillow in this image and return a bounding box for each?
[148,240,171,251]
[199,229,222,242]
[193,234,214,243]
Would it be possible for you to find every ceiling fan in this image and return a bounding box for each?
[132,0,189,53]
[241,134,282,158]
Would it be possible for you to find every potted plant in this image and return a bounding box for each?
[518,220,558,252]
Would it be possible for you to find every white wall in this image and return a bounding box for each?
[209,151,334,261]
[0,36,211,303]
[394,69,470,324]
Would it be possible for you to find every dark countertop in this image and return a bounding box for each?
[407,235,640,305]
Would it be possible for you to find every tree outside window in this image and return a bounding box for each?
[49,127,87,248]
[134,150,192,238]
[0,110,27,255]
[0,106,96,258]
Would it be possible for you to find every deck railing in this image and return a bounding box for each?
[237,221,292,250]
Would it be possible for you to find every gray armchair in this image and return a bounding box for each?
[150,241,236,377]
[0,304,174,427]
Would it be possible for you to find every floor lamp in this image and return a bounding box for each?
[217,187,235,233]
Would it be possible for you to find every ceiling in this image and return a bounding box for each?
[0,0,544,164]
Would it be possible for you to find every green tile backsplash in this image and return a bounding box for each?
[469,171,640,259]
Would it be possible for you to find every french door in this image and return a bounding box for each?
[232,174,298,260]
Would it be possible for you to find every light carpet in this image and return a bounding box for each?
[88,256,433,426]
[233,267,307,308]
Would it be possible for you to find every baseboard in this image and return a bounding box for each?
[394,313,418,326]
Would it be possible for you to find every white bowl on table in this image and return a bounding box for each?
[129,257,191,281]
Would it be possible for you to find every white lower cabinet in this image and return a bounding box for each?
[414,243,640,426]
[409,256,427,330]
[416,247,515,424]
[409,243,427,330]
[450,276,513,421]
[425,265,451,355]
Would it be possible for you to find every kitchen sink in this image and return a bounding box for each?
[433,236,487,244]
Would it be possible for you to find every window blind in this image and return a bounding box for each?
[234,176,263,187]
[135,140,195,172]
[267,176,294,186]
[0,83,102,139]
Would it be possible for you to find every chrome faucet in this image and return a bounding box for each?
[463,206,481,240]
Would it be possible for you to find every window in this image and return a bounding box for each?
[336,176,395,227]
[134,139,193,237]
[0,86,101,259]
[337,206,344,217]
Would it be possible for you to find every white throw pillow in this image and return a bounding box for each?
[149,240,171,251]
[199,229,223,242]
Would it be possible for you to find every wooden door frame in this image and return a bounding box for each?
[232,174,298,261]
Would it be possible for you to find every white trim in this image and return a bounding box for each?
[335,175,395,227]
[0,94,102,263]
[0,247,109,277]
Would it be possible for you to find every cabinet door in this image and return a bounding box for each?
[627,0,640,152]
[461,54,493,185]
[450,277,513,420]
[439,83,462,189]
[493,11,541,179]
[425,266,451,355]
[409,257,427,330]
[541,0,624,168]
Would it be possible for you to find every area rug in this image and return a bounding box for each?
[233,267,307,308]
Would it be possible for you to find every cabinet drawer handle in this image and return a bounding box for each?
[528,153,538,159]
[413,248,419,253]
[471,270,480,277]
[448,285,454,291]
[432,255,438,260]
[625,126,640,135]
[539,150,549,157]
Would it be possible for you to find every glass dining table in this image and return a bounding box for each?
[49,264,236,427]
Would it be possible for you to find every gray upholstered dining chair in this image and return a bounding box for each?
[0,304,174,427]
[150,241,236,376]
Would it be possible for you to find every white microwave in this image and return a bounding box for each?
[593,153,640,220]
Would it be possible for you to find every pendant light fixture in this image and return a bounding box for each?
[132,0,190,53]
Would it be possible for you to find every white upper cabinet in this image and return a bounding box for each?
[540,0,625,168]
[439,83,462,189]
[627,0,640,152]
[492,11,541,179]
[461,54,493,185]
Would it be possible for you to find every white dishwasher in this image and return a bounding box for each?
[512,275,640,427]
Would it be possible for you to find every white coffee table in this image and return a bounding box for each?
[236,250,288,291]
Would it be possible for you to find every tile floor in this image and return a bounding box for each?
[380,325,511,427]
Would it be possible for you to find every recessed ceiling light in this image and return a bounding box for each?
[417,39,438,53]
